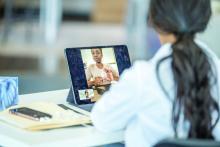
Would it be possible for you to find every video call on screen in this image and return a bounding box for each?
[78,47,119,102]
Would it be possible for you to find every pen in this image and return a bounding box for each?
[57,104,85,115]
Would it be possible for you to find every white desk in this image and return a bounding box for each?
[0,89,124,147]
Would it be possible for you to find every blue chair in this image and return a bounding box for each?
[154,138,220,147]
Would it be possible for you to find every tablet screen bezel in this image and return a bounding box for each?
[65,45,131,105]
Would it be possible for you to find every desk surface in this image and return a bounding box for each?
[0,89,124,147]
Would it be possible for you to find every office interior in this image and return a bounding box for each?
[0,0,220,95]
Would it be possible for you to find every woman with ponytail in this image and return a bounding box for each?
[91,0,220,146]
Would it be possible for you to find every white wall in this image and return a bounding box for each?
[198,14,220,57]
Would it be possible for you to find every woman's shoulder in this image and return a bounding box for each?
[122,60,155,81]
[87,64,96,69]
[130,60,152,72]
[196,39,219,60]
[103,64,113,69]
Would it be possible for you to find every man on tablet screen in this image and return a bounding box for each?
[86,48,119,88]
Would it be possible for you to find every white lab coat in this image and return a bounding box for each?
[91,41,220,147]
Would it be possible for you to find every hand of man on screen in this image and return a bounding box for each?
[104,68,114,81]
[94,77,103,86]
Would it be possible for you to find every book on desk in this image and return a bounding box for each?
[0,102,91,131]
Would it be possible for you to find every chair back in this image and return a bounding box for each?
[153,138,220,147]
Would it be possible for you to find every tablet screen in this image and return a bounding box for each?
[65,45,131,105]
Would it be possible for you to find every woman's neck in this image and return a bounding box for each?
[158,33,176,45]
[96,63,103,69]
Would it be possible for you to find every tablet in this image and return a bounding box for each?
[65,45,131,105]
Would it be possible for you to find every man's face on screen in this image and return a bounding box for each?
[91,49,103,63]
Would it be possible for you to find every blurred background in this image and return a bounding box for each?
[0,0,220,94]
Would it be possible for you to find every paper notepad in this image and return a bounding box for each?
[0,102,91,131]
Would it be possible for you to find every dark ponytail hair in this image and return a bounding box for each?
[148,0,220,139]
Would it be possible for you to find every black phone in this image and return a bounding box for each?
[9,107,52,121]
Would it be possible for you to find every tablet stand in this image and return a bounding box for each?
[66,87,93,111]
[66,87,76,104]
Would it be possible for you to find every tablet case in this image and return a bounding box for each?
[67,86,94,112]
[67,87,76,104]
[65,45,131,107]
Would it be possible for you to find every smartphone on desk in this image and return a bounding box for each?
[9,107,52,121]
